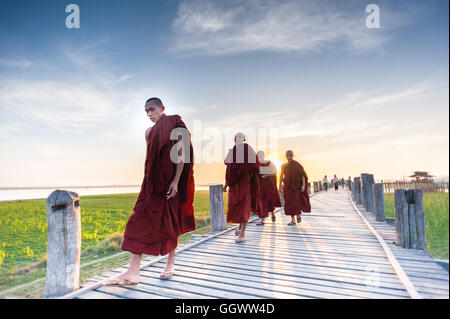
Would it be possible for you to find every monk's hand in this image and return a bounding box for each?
[166,181,178,199]
[300,185,305,192]
[279,185,283,193]
[223,185,228,192]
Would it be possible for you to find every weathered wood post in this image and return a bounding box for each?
[361,173,375,212]
[373,183,386,222]
[209,184,226,232]
[318,181,323,191]
[395,189,408,248]
[308,182,311,194]
[313,181,318,193]
[394,189,427,251]
[354,177,362,205]
[45,190,81,298]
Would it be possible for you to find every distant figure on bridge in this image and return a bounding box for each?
[323,175,329,192]
[104,97,196,284]
[224,133,263,243]
[279,150,311,225]
[341,177,345,189]
[256,151,281,224]
[347,176,352,191]
[333,175,340,191]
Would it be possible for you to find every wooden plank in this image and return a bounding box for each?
[104,269,312,299]
[98,270,261,299]
[148,259,409,298]
[187,246,399,274]
[95,279,214,299]
[201,238,445,271]
[176,250,406,288]
[76,290,124,299]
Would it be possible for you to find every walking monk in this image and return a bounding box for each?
[279,150,311,225]
[256,151,281,224]
[104,97,195,284]
[223,133,263,243]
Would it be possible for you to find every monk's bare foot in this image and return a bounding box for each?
[103,270,140,285]
[287,221,296,225]
[235,236,245,243]
[297,215,302,223]
[271,214,276,222]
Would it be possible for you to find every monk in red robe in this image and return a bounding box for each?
[279,150,311,225]
[256,150,281,225]
[223,133,263,243]
[105,97,195,284]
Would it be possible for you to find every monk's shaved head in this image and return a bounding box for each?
[286,150,294,156]
[145,97,164,108]
[234,132,246,144]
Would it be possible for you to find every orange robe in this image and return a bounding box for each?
[225,143,263,223]
[283,160,311,216]
[121,113,195,256]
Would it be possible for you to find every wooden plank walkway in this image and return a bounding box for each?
[65,189,449,299]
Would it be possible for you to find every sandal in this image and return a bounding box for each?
[235,237,246,243]
[235,229,241,236]
[271,215,276,222]
[297,215,302,223]
[287,221,296,226]
[256,221,265,226]
[160,268,175,280]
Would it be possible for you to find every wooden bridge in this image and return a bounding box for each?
[63,189,449,299]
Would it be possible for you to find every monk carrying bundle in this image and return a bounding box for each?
[256,150,281,224]
[279,150,311,225]
[104,97,195,284]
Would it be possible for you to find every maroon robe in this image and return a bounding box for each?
[258,161,282,218]
[225,143,263,223]
[121,113,195,256]
[282,160,311,216]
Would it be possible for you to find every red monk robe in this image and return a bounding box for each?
[258,161,282,218]
[121,113,195,256]
[225,143,263,223]
[282,160,311,216]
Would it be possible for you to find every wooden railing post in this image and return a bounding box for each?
[313,181,318,193]
[45,190,81,298]
[354,177,362,205]
[373,183,386,222]
[308,182,311,194]
[318,181,323,191]
[394,188,427,251]
[209,184,226,232]
[361,173,375,212]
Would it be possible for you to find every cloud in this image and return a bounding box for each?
[170,0,415,56]
[0,43,147,133]
[0,58,31,68]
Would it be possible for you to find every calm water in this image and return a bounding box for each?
[0,185,210,202]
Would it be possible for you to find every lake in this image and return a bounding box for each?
[0,185,211,202]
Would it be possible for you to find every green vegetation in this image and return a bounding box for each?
[0,190,227,292]
[384,192,449,259]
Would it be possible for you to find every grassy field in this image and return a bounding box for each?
[0,190,228,292]
[384,192,449,259]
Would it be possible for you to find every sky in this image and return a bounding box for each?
[0,0,448,187]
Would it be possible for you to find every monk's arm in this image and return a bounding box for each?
[166,134,185,199]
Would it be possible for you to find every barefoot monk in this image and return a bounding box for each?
[279,150,311,225]
[105,97,195,284]
[223,133,263,243]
